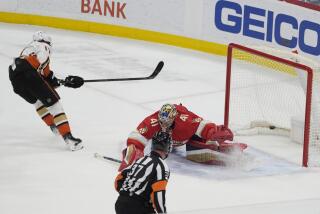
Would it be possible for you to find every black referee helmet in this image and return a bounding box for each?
[151,131,172,156]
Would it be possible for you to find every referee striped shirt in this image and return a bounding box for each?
[115,151,170,213]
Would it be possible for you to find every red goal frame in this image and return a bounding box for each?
[279,0,320,11]
[224,43,314,167]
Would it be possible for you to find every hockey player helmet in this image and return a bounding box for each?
[151,131,172,158]
[33,31,52,46]
[158,104,177,130]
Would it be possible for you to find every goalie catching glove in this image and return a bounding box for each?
[62,75,84,88]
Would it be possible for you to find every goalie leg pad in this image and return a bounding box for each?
[187,136,247,153]
[118,145,144,171]
[218,141,248,153]
[186,140,225,165]
[186,140,248,166]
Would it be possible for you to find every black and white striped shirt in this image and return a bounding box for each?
[115,151,170,213]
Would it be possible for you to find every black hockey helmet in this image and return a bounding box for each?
[151,131,172,157]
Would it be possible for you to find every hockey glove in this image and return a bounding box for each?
[63,75,84,88]
[118,144,144,171]
[45,71,61,88]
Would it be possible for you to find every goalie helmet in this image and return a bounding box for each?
[158,103,177,130]
[33,31,52,46]
[151,131,172,158]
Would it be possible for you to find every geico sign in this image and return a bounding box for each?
[215,0,320,56]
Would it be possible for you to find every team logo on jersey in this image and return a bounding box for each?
[192,117,202,123]
[150,118,159,127]
[179,114,189,122]
[138,127,148,134]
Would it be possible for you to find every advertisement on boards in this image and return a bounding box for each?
[81,0,127,19]
[0,0,185,36]
[203,0,320,58]
[1,0,320,59]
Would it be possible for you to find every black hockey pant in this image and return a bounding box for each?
[8,58,59,107]
[115,195,155,214]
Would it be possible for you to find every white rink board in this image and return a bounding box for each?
[1,0,320,60]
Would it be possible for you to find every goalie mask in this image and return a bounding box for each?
[151,131,172,159]
[33,31,52,46]
[158,104,177,130]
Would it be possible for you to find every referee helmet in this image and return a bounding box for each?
[151,131,172,158]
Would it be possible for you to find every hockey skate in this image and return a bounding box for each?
[63,133,83,151]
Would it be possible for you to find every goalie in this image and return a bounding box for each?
[118,103,247,171]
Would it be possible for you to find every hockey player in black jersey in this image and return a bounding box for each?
[8,31,84,151]
[114,131,171,214]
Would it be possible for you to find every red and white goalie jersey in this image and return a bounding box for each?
[127,104,220,150]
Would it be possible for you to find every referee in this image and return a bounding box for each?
[114,131,172,214]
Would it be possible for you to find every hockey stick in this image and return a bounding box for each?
[83,61,164,83]
[94,153,121,164]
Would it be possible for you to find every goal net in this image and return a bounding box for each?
[224,43,320,167]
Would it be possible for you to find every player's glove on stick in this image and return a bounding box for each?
[118,144,144,171]
[64,75,84,88]
[45,71,61,88]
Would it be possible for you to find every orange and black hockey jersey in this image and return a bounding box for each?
[20,41,52,78]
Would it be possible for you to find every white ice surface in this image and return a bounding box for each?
[1,23,320,214]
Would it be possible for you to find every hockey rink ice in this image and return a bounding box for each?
[1,23,320,213]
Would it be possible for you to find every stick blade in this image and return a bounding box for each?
[149,61,164,79]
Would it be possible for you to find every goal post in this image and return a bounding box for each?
[224,43,319,167]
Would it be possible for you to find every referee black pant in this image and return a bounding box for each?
[115,195,155,214]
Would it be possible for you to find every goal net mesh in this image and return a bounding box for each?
[225,43,320,167]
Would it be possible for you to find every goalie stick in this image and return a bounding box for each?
[94,153,121,164]
[84,61,164,83]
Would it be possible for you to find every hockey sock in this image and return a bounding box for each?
[47,102,71,137]
[34,100,54,126]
